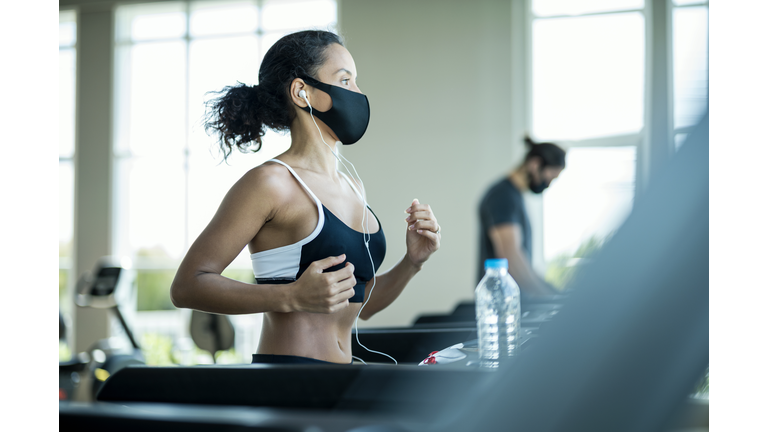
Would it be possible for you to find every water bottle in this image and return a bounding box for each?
[475,258,521,368]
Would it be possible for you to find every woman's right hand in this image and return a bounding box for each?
[289,254,356,314]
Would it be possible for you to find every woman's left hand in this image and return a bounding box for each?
[404,199,441,268]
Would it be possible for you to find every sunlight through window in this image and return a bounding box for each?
[113,0,337,364]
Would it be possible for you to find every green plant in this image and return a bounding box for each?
[139,332,248,366]
[59,240,72,305]
[59,340,72,362]
[692,367,709,398]
[140,333,177,366]
[133,247,254,311]
[545,235,606,290]
[206,347,242,364]
[136,270,177,311]
[59,269,69,302]
[221,268,255,284]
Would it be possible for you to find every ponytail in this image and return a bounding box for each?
[204,83,270,160]
[203,30,343,162]
[523,134,566,169]
[523,135,538,152]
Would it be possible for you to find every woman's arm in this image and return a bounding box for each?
[358,199,441,320]
[170,165,357,315]
[173,254,358,315]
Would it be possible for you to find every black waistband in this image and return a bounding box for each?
[255,278,295,284]
[255,278,367,303]
[252,354,353,365]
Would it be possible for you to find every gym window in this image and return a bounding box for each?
[112,0,337,364]
[528,0,708,288]
[60,10,77,316]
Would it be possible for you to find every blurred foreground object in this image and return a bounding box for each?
[446,113,709,432]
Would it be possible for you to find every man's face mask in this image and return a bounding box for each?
[298,75,370,145]
[528,167,551,194]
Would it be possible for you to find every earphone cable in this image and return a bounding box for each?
[305,99,397,365]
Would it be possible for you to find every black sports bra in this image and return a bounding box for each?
[250,159,386,302]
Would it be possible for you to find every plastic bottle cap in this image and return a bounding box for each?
[485,258,509,270]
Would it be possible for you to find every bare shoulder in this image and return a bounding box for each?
[230,161,296,203]
[211,160,298,223]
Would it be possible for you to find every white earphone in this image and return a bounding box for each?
[299,81,397,366]
[299,89,310,106]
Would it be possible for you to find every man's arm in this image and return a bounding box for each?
[488,223,558,297]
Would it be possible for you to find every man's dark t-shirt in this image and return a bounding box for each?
[478,177,532,283]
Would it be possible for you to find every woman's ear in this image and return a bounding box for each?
[289,78,309,108]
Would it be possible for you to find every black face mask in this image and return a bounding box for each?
[528,168,550,194]
[298,75,370,145]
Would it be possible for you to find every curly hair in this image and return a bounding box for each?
[204,30,343,161]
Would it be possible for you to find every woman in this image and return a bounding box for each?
[170,30,441,365]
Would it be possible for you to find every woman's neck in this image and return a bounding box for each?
[281,118,340,177]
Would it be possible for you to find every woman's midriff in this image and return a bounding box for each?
[256,302,364,363]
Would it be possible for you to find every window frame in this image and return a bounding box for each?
[523,0,708,274]
[112,0,338,274]
[524,0,646,273]
[59,9,78,318]
[670,0,709,150]
[110,0,337,364]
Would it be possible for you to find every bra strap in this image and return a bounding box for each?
[267,158,324,214]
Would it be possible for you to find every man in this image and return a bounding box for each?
[478,136,566,299]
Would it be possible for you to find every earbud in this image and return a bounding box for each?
[299,89,311,108]
[297,84,395,365]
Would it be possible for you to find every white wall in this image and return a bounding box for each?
[338,0,519,327]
